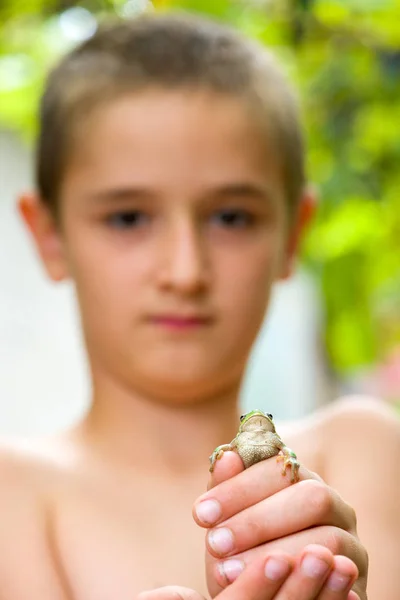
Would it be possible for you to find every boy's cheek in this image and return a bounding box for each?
[220,255,275,316]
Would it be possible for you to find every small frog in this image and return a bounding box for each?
[209,409,300,483]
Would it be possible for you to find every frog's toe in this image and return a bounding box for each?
[209,449,224,472]
[288,459,300,483]
[276,453,300,483]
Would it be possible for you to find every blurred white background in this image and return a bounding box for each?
[0,129,333,436]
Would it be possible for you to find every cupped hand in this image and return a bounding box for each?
[193,452,368,599]
[136,545,360,600]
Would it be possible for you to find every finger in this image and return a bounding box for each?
[195,458,324,528]
[217,552,294,600]
[347,592,360,600]
[273,545,335,600]
[218,545,339,600]
[207,527,367,596]
[242,527,367,580]
[317,555,359,600]
[207,451,243,490]
[204,481,356,558]
[136,586,205,600]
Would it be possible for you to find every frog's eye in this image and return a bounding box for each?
[267,413,273,420]
[240,414,246,422]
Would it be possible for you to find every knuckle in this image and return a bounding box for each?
[357,542,369,576]
[325,526,346,554]
[324,526,367,570]
[347,538,369,581]
[347,503,358,530]
[303,479,333,519]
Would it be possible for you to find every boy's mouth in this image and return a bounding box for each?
[148,314,213,330]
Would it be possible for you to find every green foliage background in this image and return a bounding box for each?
[1,0,399,380]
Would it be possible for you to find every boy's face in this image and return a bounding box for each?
[23,90,312,403]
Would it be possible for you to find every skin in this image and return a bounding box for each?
[1,87,397,599]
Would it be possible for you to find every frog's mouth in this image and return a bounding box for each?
[247,415,274,432]
[248,417,265,429]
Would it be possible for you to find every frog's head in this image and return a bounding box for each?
[238,410,276,433]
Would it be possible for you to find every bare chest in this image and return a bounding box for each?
[52,478,207,599]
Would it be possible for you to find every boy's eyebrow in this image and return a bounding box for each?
[211,182,274,203]
[86,188,155,203]
[85,182,274,204]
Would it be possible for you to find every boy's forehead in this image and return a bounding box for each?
[65,89,284,195]
[72,91,275,168]
[78,89,271,153]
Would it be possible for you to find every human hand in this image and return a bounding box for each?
[136,545,360,600]
[193,452,368,599]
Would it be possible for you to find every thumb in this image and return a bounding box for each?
[136,586,206,600]
[207,451,244,490]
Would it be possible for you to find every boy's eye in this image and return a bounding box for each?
[106,210,149,229]
[212,208,254,228]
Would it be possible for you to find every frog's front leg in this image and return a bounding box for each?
[276,445,300,483]
[209,442,236,472]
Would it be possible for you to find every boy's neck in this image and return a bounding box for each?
[75,374,241,476]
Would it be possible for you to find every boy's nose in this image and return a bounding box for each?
[157,219,210,296]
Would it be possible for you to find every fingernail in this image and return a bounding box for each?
[208,527,234,555]
[219,559,244,583]
[327,570,351,592]
[301,554,330,579]
[195,499,222,525]
[264,557,291,581]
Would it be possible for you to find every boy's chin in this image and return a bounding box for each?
[129,364,242,405]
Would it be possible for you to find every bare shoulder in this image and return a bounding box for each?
[0,433,76,487]
[316,395,400,489]
[289,394,400,511]
[0,436,75,599]
[318,394,400,432]
[0,432,81,519]
[0,434,69,542]
[316,395,400,469]
[0,438,46,544]
[0,435,51,499]
[280,394,400,480]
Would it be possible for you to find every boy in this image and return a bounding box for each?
[2,11,399,600]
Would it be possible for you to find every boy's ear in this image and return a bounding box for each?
[18,192,69,282]
[280,185,317,280]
